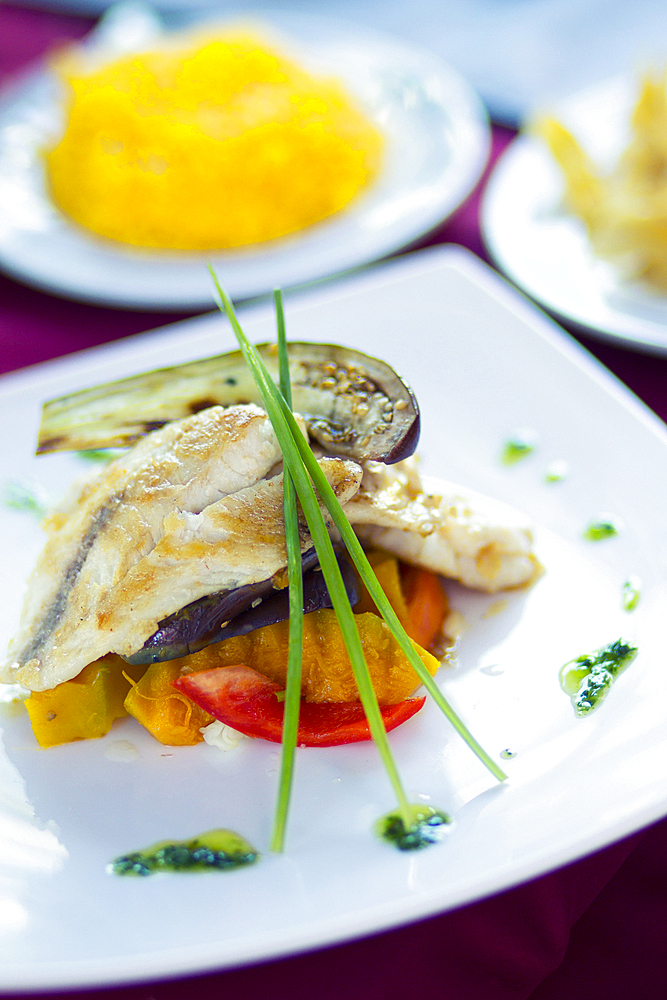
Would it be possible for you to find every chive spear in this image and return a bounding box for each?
[270,288,304,852]
[209,267,506,842]
[209,269,416,834]
[239,326,507,782]
[285,428,507,782]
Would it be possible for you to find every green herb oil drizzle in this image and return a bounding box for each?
[559,639,638,716]
[501,429,538,465]
[4,481,47,518]
[111,829,258,876]
[622,577,641,612]
[544,460,569,483]
[376,804,452,851]
[583,515,622,541]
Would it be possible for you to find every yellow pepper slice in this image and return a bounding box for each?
[25,654,144,748]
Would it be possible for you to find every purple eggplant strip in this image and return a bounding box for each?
[37,342,420,466]
[125,550,359,664]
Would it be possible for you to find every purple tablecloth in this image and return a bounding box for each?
[1,6,667,998]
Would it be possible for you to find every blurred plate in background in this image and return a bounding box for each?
[482,74,667,355]
[7,0,667,124]
[0,9,489,310]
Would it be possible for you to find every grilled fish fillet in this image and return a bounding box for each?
[4,408,538,694]
[346,459,539,592]
[4,404,359,691]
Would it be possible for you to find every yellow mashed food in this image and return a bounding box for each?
[534,70,667,289]
[45,30,383,250]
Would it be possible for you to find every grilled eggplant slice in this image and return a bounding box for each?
[37,342,419,465]
[126,549,359,664]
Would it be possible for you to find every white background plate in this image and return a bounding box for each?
[10,0,667,125]
[0,9,488,310]
[482,74,667,355]
[2,246,667,989]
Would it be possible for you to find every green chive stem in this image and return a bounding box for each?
[217,287,505,782]
[270,288,304,852]
[274,289,291,408]
[285,424,507,782]
[210,271,413,829]
[210,269,505,784]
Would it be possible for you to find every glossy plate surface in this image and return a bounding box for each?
[482,74,667,354]
[0,8,488,310]
[1,246,667,989]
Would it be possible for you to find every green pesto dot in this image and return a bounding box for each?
[622,577,641,612]
[583,514,622,541]
[376,804,452,851]
[4,481,47,518]
[544,460,569,483]
[501,429,539,465]
[559,639,638,716]
[110,830,258,876]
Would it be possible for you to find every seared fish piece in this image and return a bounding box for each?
[85,456,362,663]
[3,404,293,690]
[5,451,361,692]
[346,459,539,592]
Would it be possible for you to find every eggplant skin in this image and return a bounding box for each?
[37,342,419,465]
[125,551,359,664]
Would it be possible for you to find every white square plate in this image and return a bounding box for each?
[1,245,666,990]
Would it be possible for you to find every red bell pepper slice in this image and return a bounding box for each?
[173,665,426,747]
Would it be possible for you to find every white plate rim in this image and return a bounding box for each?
[0,11,489,310]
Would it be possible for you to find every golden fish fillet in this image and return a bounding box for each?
[346,459,539,592]
[4,404,539,695]
[4,404,360,691]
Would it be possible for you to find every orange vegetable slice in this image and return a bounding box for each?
[25,654,144,748]
[174,664,426,746]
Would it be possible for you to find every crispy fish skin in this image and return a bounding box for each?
[2,404,292,690]
[5,451,361,692]
[346,459,539,592]
[86,457,362,661]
